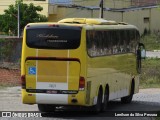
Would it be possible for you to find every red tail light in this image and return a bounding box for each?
[79,76,85,90]
[21,75,26,89]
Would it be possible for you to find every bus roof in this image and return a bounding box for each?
[58,18,138,30]
[58,18,118,25]
[26,18,139,31]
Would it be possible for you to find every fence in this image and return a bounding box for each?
[0,37,22,86]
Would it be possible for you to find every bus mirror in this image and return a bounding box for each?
[139,43,146,59]
[141,49,146,59]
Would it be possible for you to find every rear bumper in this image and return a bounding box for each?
[37,93,68,104]
[22,89,86,106]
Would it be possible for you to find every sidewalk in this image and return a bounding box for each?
[146,51,160,58]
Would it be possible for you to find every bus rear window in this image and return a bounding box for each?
[26,27,81,49]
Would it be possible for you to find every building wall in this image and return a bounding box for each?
[48,7,94,21]
[0,0,49,17]
[123,9,151,33]
[122,8,160,34]
[150,8,160,32]
[48,6,160,34]
[48,6,122,22]
[72,0,131,8]
[0,0,160,34]
[131,0,160,6]
[0,0,16,14]
[104,11,122,22]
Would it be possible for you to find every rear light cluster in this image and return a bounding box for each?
[21,75,26,89]
[79,76,85,90]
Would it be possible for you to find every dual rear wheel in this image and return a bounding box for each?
[93,81,134,113]
[92,86,109,113]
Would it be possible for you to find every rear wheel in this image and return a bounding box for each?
[121,81,134,104]
[92,89,103,113]
[102,86,109,112]
[38,104,56,112]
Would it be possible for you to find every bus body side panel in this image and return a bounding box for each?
[127,54,139,94]
[68,28,87,105]
[86,53,139,105]
[21,29,37,104]
[85,27,140,106]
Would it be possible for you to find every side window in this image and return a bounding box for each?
[121,30,126,53]
[105,31,112,54]
[112,31,120,54]
[130,30,139,53]
[129,30,136,53]
[136,30,140,40]
[124,30,130,52]
[86,29,139,57]
[113,30,126,54]
[119,29,138,54]
[87,30,97,57]
[87,30,113,57]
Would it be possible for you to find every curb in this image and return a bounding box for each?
[153,50,160,52]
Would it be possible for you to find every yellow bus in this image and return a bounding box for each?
[21,18,145,113]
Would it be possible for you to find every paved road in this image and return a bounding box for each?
[146,51,160,58]
[0,87,160,120]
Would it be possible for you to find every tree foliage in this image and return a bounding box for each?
[0,0,48,35]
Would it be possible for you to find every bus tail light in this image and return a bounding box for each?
[79,76,85,90]
[21,75,26,89]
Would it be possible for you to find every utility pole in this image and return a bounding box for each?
[18,3,20,38]
[99,0,104,18]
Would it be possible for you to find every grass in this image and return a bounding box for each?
[140,58,160,88]
[140,33,160,88]
[141,33,160,51]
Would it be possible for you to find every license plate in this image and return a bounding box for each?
[46,90,57,94]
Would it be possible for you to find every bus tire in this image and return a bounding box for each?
[92,88,103,113]
[102,86,109,112]
[121,80,134,104]
[38,104,56,112]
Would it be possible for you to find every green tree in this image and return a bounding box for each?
[0,0,48,35]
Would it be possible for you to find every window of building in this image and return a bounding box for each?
[144,17,150,23]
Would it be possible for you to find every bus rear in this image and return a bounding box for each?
[21,23,86,111]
